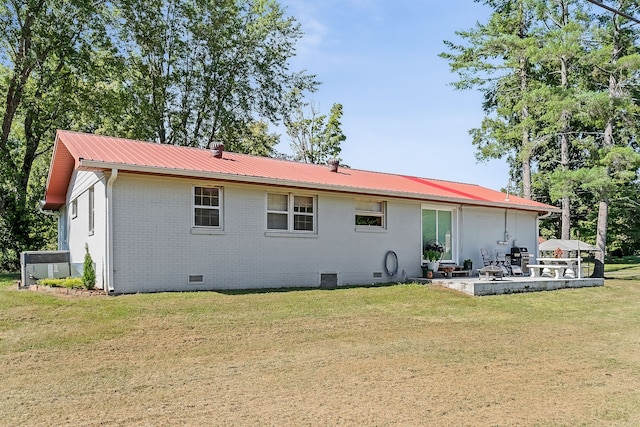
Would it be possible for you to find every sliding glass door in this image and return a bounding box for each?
[422,207,453,261]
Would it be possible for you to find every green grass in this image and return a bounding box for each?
[1,272,640,425]
[605,255,640,280]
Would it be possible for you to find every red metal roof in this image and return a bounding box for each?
[42,130,558,212]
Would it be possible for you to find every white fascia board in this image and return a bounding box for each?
[79,160,558,214]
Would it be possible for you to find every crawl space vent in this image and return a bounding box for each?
[373,272,383,279]
[320,273,338,289]
[188,274,204,284]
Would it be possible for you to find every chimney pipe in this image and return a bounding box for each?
[327,158,339,172]
[211,142,224,158]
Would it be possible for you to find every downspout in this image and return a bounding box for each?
[497,209,510,245]
[105,169,118,293]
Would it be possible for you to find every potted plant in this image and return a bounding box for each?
[423,240,444,274]
[463,258,473,271]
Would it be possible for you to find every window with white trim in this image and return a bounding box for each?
[355,200,386,228]
[71,199,77,219]
[193,186,222,228]
[267,193,316,232]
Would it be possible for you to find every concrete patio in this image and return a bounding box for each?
[412,274,605,296]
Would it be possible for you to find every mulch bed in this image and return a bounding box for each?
[14,282,107,298]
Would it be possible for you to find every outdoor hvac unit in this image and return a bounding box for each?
[20,251,71,286]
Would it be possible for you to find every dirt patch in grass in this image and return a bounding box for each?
[1,281,639,425]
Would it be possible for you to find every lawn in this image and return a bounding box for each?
[1,272,639,426]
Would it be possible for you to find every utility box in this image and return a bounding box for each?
[20,251,71,286]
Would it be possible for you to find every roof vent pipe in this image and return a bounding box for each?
[211,142,224,158]
[327,158,339,172]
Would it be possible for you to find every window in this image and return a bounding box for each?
[355,200,386,228]
[193,186,222,228]
[422,207,453,261]
[88,187,94,235]
[71,199,77,219]
[267,193,315,232]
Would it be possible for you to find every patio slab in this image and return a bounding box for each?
[426,275,605,296]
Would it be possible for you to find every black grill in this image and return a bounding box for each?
[510,247,531,273]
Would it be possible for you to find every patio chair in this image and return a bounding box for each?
[495,250,512,276]
[481,248,494,267]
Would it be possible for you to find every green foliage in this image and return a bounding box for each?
[118,0,317,151]
[83,246,96,290]
[423,249,442,262]
[38,278,84,289]
[284,94,346,164]
[0,0,320,270]
[442,0,640,256]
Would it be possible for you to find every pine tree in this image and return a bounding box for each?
[83,244,96,290]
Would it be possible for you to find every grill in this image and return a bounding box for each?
[510,247,532,274]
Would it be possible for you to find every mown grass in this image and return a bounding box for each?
[1,272,639,425]
[604,256,640,281]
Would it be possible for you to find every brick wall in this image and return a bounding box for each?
[109,174,423,293]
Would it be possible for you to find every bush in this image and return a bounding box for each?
[38,278,84,289]
[83,245,96,290]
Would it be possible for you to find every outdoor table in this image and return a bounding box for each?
[478,265,503,281]
[535,257,583,279]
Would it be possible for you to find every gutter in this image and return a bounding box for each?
[105,168,118,293]
[38,200,60,217]
[79,159,560,214]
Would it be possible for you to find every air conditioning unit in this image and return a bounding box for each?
[20,251,71,286]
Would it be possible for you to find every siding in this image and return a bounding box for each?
[65,170,107,288]
[110,174,422,293]
[105,174,539,293]
[458,206,538,268]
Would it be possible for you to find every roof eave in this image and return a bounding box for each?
[79,160,559,214]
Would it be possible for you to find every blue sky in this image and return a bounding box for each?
[277,0,511,190]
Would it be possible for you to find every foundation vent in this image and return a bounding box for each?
[373,272,383,279]
[188,274,204,284]
[320,273,338,289]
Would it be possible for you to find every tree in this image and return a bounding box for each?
[83,244,96,290]
[443,0,640,271]
[581,0,640,276]
[0,0,118,270]
[118,0,318,151]
[441,0,541,199]
[284,99,346,164]
[0,0,319,270]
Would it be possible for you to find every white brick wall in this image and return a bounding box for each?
[77,173,541,293]
[108,174,424,292]
[457,206,538,269]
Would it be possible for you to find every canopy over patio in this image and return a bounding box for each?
[539,239,600,252]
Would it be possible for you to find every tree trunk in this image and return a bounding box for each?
[560,52,571,240]
[520,55,532,200]
[591,200,608,278]
[592,14,623,277]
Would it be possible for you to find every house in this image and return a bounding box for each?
[41,130,559,293]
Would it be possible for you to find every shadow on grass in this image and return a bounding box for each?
[214,281,411,296]
[606,255,640,264]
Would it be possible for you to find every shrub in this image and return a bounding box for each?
[83,245,96,290]
[38,278,84,289]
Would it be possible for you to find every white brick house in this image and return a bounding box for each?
[42,131,558,293]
